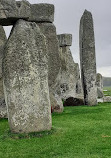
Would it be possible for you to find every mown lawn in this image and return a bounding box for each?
[103,86,111,96]
[0,102,111,158]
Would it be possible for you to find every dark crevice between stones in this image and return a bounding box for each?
[63,97,84,106]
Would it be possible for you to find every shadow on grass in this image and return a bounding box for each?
[0,118,8,122]
[1,127,57,140]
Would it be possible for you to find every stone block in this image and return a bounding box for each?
[0,0,30,26]
[3,19,52,133]
[57,34,72,47]
[30,4,54,23]
[0,1,54,26]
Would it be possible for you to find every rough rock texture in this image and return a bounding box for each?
[96,73,103,99]
[0,0,31,26]
[3,19,52,133]
[57,34,72,46]
[38,23,63,113]
[79,10,97,106]
[30,4,54,23]
[103,96,111,102]
[0,1,54,26]
[0,25,7,118]
[57,34,82,103]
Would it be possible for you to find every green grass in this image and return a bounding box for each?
[103,87,111,96]
[0,103,111,158]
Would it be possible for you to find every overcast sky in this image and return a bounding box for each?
[4,0,111,77]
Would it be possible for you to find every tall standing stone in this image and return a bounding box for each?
[57,34,78,100]
[79,10,97,105]
[3,19,52,133]
[37,7,63,113]
[0,25,7,118]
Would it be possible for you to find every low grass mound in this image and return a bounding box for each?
[0,103,111,158]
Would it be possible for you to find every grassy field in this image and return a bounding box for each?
[0,102,111,158]
[103,86,111,96]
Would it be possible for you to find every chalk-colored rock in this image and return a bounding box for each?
[3,19,52,133]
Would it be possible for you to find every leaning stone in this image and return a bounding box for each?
[57,34,72,47]
[38,23,63,113]
[0,0,31,26]
[0,25,7,118]
[96,73,103,98]
[79,10,97,106]
[30,4,54,23]
[3,19,52,133]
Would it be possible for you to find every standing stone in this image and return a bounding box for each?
[3,19,52,133]
[96,73,103,99]
[57,34,78,100]
[0,25,7,118]
[79,10,97,106]
[38,23,63,113]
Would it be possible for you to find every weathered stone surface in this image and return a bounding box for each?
[0,25,7,118]
[0,0,30,26]
[30,4,54,23]
[57,34,72,47]
[103,96,111,102]
[79,10,97,106]
[57,34,81,102]
[38,23,63,113]
[16,0,31,19]
[0,1,54,26]
[103,96,111,103]
[96,73,103,98]
[3,19,52,133]
[0,25,7,78]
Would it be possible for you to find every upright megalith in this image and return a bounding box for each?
[3,19,52,133]
[96,73,103,99]
[57,34,77,100]
[0,25,7,118]
[79,10,97,106]
[37,9,63,113]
